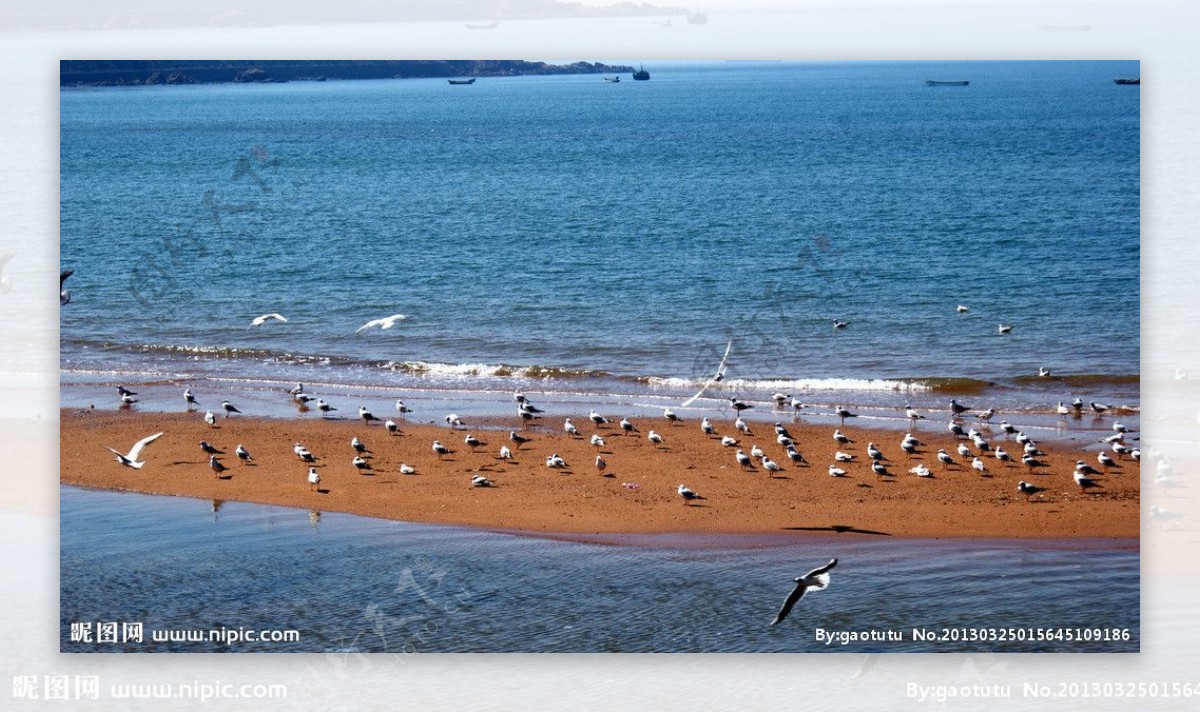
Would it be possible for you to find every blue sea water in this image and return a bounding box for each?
[60,486,1139,653]
[59,60,1140,417]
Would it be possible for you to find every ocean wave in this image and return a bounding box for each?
[641,376,935,393]
[375,360,613,381]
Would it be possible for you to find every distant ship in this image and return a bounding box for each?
[1113,78,1140,85]
[465,22,498,30]
[448,78,476,85]
[633,65,650,81]
[603,76,621,83]
[688,6,708,24]
[925,80,969,86]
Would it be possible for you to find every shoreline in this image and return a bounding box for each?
[61,409,1140,539]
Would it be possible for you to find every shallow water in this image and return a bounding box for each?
[60,485,1139,653]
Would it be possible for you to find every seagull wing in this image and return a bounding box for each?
[770,581,808,626]
[682,339,733,408]
[127,432,164,461]
[379,314,408,329]
[804,558,838,580]
[60,268,74,285]
[355,318,383,333]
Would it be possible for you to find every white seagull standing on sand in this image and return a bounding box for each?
[664,407,681,423]
[910,464,932,477]
[294,443,316,463]
[590,433,604,448]
[937,449,956,467]
[721,435,739,447]
[385,419,399,435]
[236,444,253,464]
[359,406,380,424]
[499,446,513,461]
[249,313,287,327]
[828,464,847,477]
[432,441,452,458]
[835,451,854,462]
[184,389,199,410]
[105,432,164,469]
[565,419,579,437]
[472,475,494,488]
[355,313,408,333]
[399,464,416,475]
[701,417,716,436]
[204,411,217,427]
[589,410,609,426]
[769,558,837,626]
[972,457,988,476]
[750,444,765,459]
[736,449,752,470]
[648,430,664,447]
[1017,481,1044,499]
[307,467,321,491]
[762,456,782,472]
[677,484,704,502]
[735,417,751,434]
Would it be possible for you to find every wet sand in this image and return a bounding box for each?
[61,408,1139,539]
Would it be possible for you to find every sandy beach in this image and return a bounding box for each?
[60,407,1139,539]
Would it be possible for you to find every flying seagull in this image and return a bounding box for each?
[682,339,732,408]
[59,267,73,304]
[770,558,837,626]
[249,313,287,327]
[105,432,164,469]
[355,313,408,333]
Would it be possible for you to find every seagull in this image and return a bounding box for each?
[1022,454,1047,469]
[999,421,1017,435]
[1090,401,1110,415]
[772,393,791,406]
[352,436,370,455]
[774,423,793,438]
[828,464,847,477]
[956,443,972,458]
[472,475,494,488]
[249,313,287,327]
[517,406,542,422]
[948,421,967,438]
[834,407,857,425]
[1112,442,1130,457]
[905,405,925,422]
[289,383,305,396]
[1075,460,1102,476]
[721,435,739,447]
[750,444,765,459]
[950,399,971,416]
[589,410,609,426]
[1112,421,1128,434]
[120,393,138,406]
[400,464,416,475]
[730,397,752,415]
[294,393,316,405]
[976,408,995,422]
[664,407,681,423]
[620,417,638,434]
[235,444,253,463]
[1056,401,1071,416]
[867,443,885,461]
[590,433,605,449]
[353,456,371,472]
[972,434,990,452]
[648,430,663,447]
[117,385,137,398]
[317,399,337,417]
[1074,471,1101,492]
[937,449,956,467]
[355,313,408,333]
[956,305,969,313]
[565,419,580,437]
[210,455,228,478]
[871,460,891,476]
[762,456,782,472]
[1098,452,1119,469]
[294,443,316,463]
[678,484,704,502]
[770,558,837,626]
[307,467,321,491]
[1038,367,1052,378]
[359,406,380,424]
[998,324,1013,334]
[199,441,224,455]
[900,440,917,457]
[835,451,854,462]
[221,400,241,418]
[736,450,752,470]
[832,320,849,329]
[204,411,217,427]
[735,417,751,434]
[546,453,567,469]
[790,397,807,411]
[776,433,793,447]
[1072,397,1084,413]
[432,441,452,458]
[833,429,853,445]
[509,432,531,449]
[595,455,606,474]
[395,400,413,414]
[464,434,485,449]
[910,464,932,477]
[499,446,513,461]
[701,417,716,436]
[786,446,806,465]
[1017,481,1045,499]
[184,389,199,409]
[105,432,164,469]
[385,419,399,435]
[972,457,988,476]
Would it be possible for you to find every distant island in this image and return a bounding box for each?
[59,60,638,87]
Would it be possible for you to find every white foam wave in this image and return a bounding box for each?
[643,376,932,393]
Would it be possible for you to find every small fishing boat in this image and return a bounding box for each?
[603,76,621,83]
[448,78,477,85]
[925,79,969,86]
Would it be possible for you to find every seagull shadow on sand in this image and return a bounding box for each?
[783,524,893,536]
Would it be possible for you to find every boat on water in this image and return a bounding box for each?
[688,7,708,24]
[1114,78,1140,85]
[603,76,621,83]
[465,22,498,30]
[925,80,969,86]
[448,78,476,85]
[632,65,650,81]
